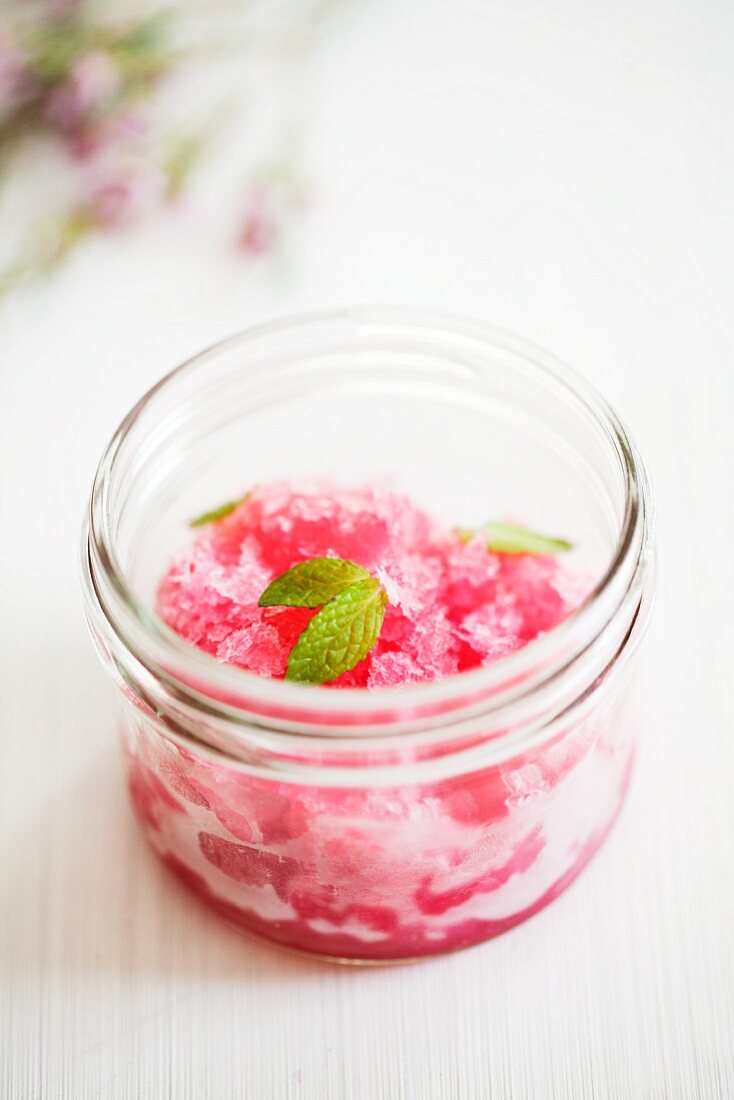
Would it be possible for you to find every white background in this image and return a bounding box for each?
[2,1,733,1097]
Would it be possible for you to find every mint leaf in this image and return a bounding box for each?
[259,557,370,608]
[457,522,572,555]
[257,558,389,683]
[190,492,251,528]
[285,578,388,684]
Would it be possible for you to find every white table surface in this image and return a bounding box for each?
[2,1,733,1097]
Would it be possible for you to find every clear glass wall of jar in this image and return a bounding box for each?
[81,309,655,963]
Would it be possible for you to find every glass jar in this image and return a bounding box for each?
[81,308,655,963]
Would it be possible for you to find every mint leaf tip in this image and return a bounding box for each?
[189,490,252,528]
[458,521,573,556]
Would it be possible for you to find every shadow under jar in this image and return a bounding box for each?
[81,308,655,963]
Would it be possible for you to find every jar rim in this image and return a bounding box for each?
[82,306,654,736]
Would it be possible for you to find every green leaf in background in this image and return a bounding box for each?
[457,522,573,555]
[23,23,97,85]
[259,557,370,609]
[285,577,388,684]
[163,130,206,198]
[189,492,250,528]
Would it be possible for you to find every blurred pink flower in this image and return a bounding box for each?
[44,49,120,132]
[0,34,21,95]
[0,32,36,111]
[66,104,148,159]
[238,184,279,256]
[47,0,85,15]
[1,2,312,295]
[87,165,166,229]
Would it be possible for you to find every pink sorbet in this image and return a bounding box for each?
[156,482,580,687]
[110,481,637,962]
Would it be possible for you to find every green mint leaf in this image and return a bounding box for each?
[259,558,371,608]
[190,492,251,528]
[457,522,573,555]
[285,578,388,684]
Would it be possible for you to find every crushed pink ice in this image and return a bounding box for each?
[157,482,583,687]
